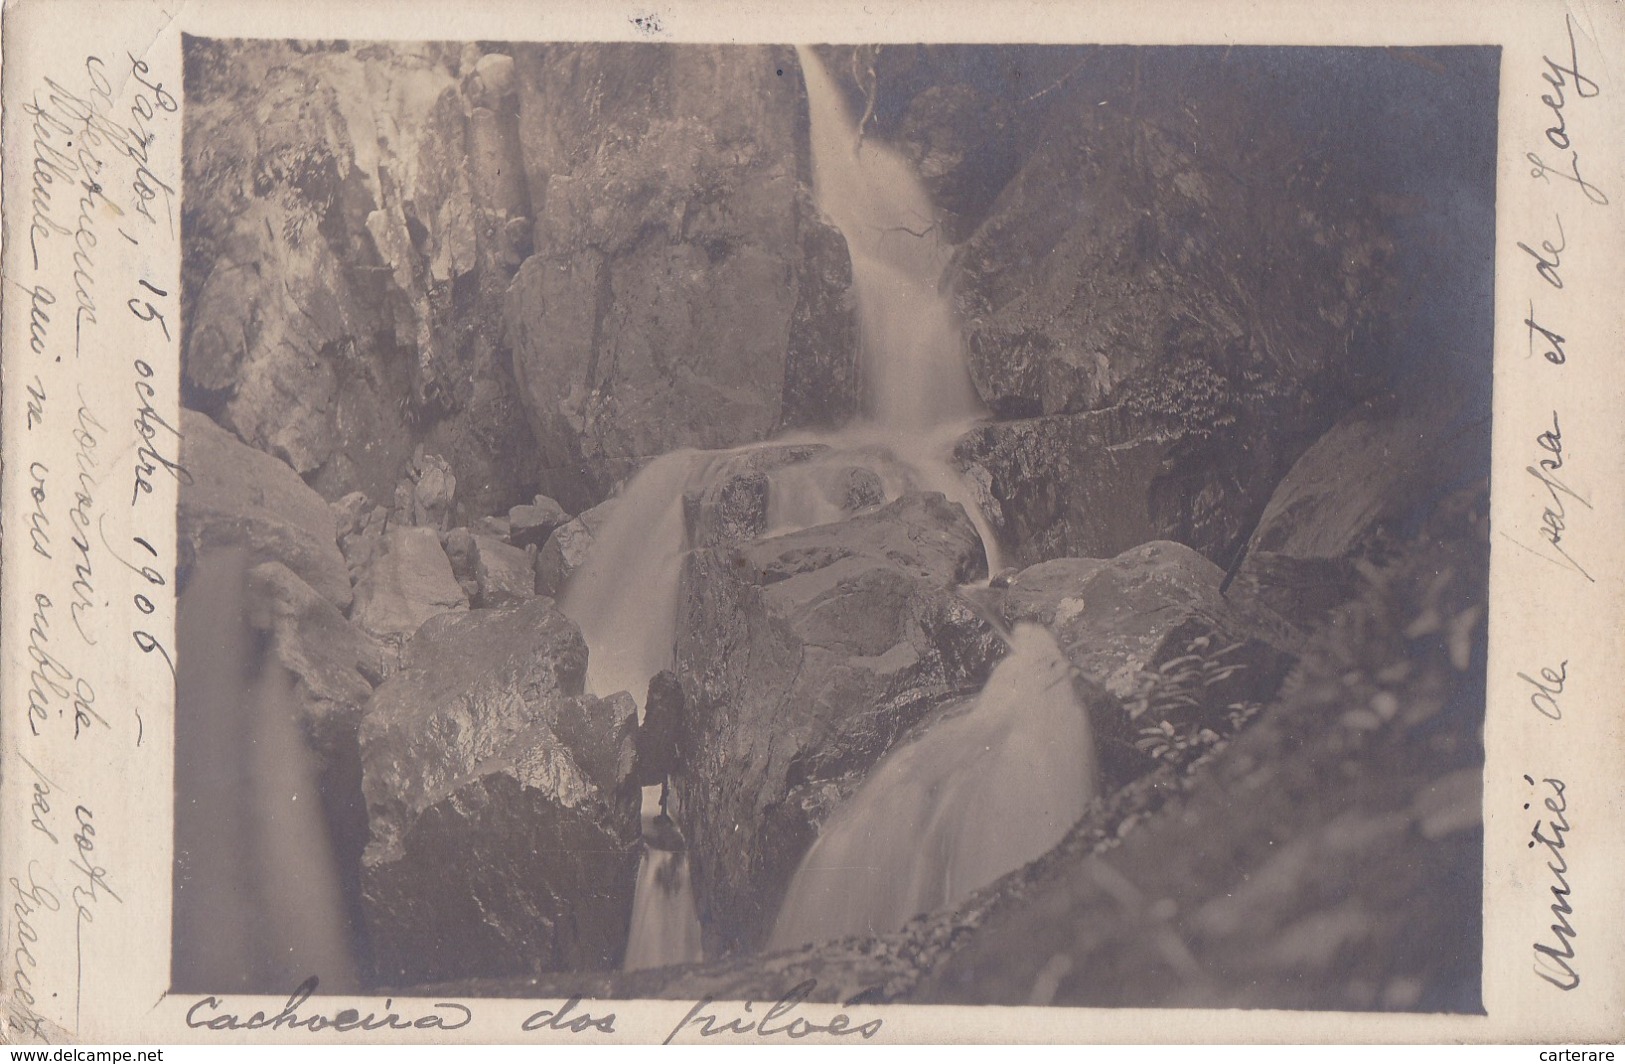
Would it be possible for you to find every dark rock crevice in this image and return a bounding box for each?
[177,39,1493,1007]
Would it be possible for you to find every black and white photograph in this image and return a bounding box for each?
[4,0,1623,1048]
[170,37,1493,1012]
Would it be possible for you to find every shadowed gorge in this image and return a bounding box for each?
[176,38,1493,1010]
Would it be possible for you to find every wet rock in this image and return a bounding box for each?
[351,525,469,643]
[687,472,770,547]
[1003,540,1295,791]
[508,495,570,548]
[956,401,1315,571]
[504,45,858,503]
[837,467,886,512]
[535,498,621,597]
[178,409,353,611]
[919,495,1488,1012]
[633,669,685,788]
[1231,391,1491,624]
[670,491,1001,954]
[472,533,536,607]
[780,189,861,431]
[988,566,1020,589]
[953,407,1173,567]
[360,598,640,984]
[679,444,831,548]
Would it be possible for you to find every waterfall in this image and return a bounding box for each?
[768,624,1096,949]
[797,45,983,433]
[623,847,705,971]
[577,45,1028,970]
[560,449,718,703]
[174,550,359,993]
[795,44,1003,571]
[557,451,716,972]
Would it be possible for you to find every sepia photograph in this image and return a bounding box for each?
[165,34,1497,1018]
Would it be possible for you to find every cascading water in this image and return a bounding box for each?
[768,624,1096,949]
[567,45,1046,970]
[622,847,705,971]
[561,449,721,704]
[796,45,983,435]
[557,450,717,971]
[768,48,1098,948]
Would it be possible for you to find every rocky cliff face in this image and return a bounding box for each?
[179,39,1493,1004]
[183,41,540,519]
[184,42,857,520]
[504,45,858,509]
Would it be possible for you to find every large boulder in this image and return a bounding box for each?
[503,44,858,507]
[1231,390,1491,624]
[351,525,468,643]
[952,50,1394,425]
[670,491,1001,954]
[178,409,353,611]
[470,533,536,607]
[920,493,1489,1011]
[999,540,1295,790]
[535,498,620,597]
[953,406,1172,567]
[359,598,640,984]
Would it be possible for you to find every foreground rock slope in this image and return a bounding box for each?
[359,599,641,985]
[671,491,1001,954]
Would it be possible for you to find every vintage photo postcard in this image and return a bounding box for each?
[2,0,1622,1046]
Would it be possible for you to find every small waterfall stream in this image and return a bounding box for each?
[769,625,1095,949]
[797,44,983,434]
[568,46,1081,970]
[621,848,705,971]
[556,451,717,971]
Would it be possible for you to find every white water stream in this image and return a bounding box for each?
[768,624,1093,948]
[563,47,1088,970]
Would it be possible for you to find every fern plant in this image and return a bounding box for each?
[1126,634,1259,769]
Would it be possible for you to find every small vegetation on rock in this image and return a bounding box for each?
[1125,634,1260,770]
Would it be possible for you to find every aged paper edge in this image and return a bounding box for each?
[2,0,1623,1046]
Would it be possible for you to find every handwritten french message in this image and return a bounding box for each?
[1512,12,1608,996]
[5,49,182,1044]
